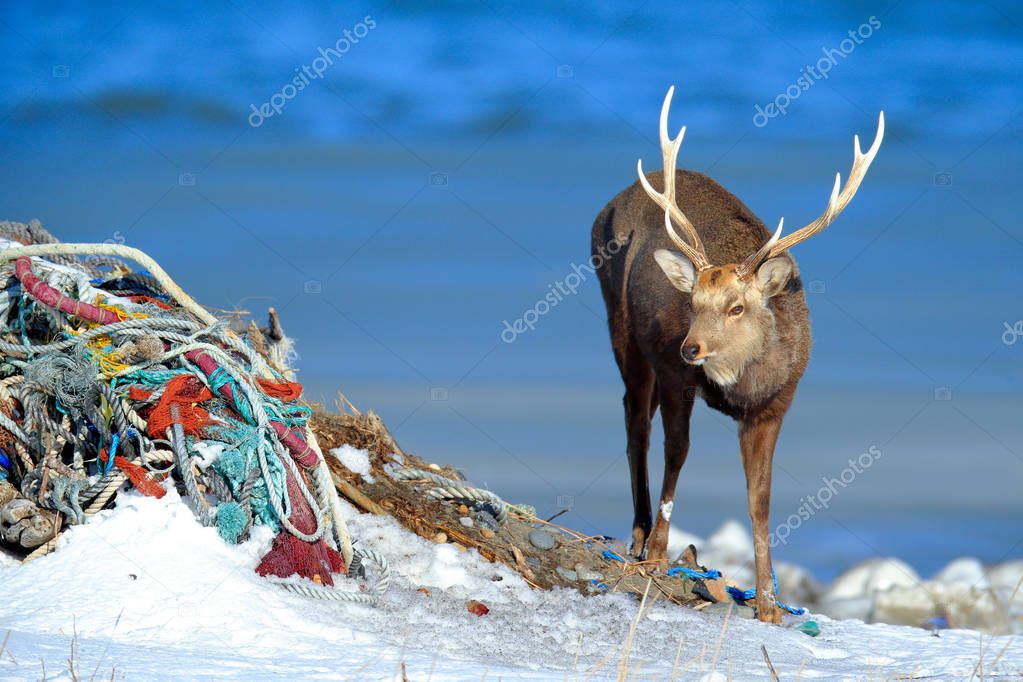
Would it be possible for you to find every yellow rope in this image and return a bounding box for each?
[69,297,150,376]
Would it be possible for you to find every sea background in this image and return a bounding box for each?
[1,1,1021,582]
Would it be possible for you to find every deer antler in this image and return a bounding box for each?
[737,112,885,279]
[637,86,711,271]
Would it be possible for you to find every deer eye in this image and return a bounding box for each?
[727,305,744,317]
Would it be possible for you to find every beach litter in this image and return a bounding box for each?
[0,221,386,602]
[0,220,820,620]
[1,222,1021,680]
[0,221,712,612]
[313,395,821,619]
[798,620,821,637]
[11,222,1009,639]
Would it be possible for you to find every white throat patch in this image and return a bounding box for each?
[702,359,741,387]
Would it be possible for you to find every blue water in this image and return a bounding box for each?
[1,1,1021,581]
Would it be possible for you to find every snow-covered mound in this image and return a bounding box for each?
[0,491,1020,681]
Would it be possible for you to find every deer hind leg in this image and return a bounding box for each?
[739,416,783,624]
[617,342,656,559]
[645,382,695,567]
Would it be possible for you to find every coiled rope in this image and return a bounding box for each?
[0,230,383,601]
[390,466,535,524]
[275,548,390,603]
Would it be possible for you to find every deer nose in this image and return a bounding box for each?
[681,343,702,363]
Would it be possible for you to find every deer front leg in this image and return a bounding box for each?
[739,415,783,624]
[645,388,694,567]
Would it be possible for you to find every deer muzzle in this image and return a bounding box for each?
[681,340,709,364]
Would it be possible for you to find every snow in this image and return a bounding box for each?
[191,441,223,471]
[660,501,673,522]
[330,445,375,483]
[0,491,1021,680]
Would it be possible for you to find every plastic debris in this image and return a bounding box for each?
[799,620,821,637]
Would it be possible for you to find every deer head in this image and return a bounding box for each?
[638,87,884,386]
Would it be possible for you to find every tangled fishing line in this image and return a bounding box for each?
[0,221,388,603]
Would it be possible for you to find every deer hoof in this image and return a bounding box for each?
[629,528,647,559]
[755,601,783,625]
[644,543,669,570]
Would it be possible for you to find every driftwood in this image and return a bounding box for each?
[310,396,706,606]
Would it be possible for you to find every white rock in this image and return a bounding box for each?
[872,582,1011,634]
[933,557,987,588]
[705,519,753,565]
[817,594,875,622]
[775,561,824,605]
[825,557,921,601]
[988,560,1023,595]
[695,520,755,586]
[722,562,756,590]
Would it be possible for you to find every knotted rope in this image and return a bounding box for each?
[389,465,535,524]
[0,227,383,601]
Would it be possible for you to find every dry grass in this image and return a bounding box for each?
[616,578,652,681]
[307,393,406,460]
[761,644,780,681]
[311,394,700,604]
[67,619,81,681]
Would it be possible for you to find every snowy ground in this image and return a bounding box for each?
[0,491,1020,681]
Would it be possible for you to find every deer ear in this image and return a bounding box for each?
[756,257,794,298]
[654,249,696,293]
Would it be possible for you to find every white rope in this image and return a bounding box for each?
[0,242,217,326]
[390,466,537,523]
[273,548,390,603]
[304,427,354,567]
[1,239,368,602]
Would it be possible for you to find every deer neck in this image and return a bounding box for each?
[716,326,793,409]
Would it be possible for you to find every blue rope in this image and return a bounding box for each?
[0,448,9,480]
[104,432,119,474]
[667,566,721,580]
[602,550,721,580]
[122,368,191,385]
[725,569,806,615]
[16,298,33,348]
[599,547,805,615]
[206,366,256,425]
[602,549,626,562]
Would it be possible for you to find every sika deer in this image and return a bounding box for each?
[592,86,883,623]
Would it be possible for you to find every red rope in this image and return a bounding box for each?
[127,295,173,310]
[256,377,303,402]
[183,349,317,468]
[14,257,121,325]
[114,455,167,498]
[145,375,215,439]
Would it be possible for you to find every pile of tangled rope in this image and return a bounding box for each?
[0,220,387,602]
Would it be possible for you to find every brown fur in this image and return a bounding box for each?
[592,168,811,623]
